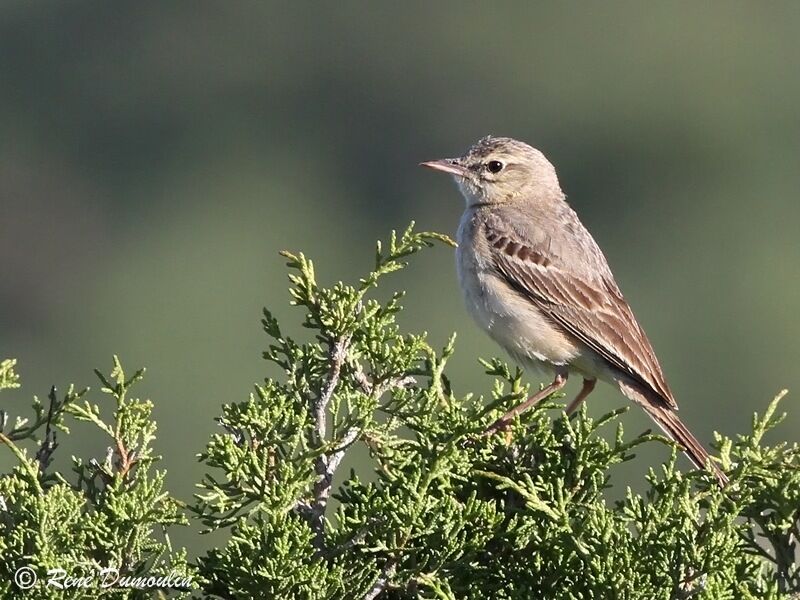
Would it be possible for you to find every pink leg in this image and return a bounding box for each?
[566,378,596,414]
[483,373,568,436]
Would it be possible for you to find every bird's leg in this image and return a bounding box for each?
[566,378,596,414]
[483,372,568,436]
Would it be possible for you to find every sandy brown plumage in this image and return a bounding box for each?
[422,135,727,486]
[483,212,675,410]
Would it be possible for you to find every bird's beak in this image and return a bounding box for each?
[419,158,468,177]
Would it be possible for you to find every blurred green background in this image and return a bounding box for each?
[2,2,799,552]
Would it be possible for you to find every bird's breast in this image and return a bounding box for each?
[456,212,580,369]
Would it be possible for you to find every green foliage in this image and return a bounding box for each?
[192,223,798,599]
[0,359,21,391]
[0,358,191,599]
[2,223,799,599]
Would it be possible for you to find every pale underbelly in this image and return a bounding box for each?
[461,269,611,382]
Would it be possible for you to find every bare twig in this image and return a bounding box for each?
[89,456,114,487]
[771,529,799,594]
[353,366,373,395]
[328,426,361,473]
[363,559,396,600]
[676,567,707,598]
[353,365,416,399]
[115,435,138,479]
[324,522,372,559]
[308,334,352,553]
[373,375,416,401]
[315,335,351,442]
[308,424,361,553]
[215,417,245,446]
[307,330,416,556]
[34,386,59,477]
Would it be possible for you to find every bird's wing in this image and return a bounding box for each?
[483,219,677,410]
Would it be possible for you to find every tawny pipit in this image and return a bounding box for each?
[421,136,727,486]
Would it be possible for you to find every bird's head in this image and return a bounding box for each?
[421,136,561,207]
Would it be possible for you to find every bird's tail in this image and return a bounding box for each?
[619,381,728,486]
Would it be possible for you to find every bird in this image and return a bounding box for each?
[420,135,727,486]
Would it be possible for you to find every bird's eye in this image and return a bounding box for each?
[486,160,504,174]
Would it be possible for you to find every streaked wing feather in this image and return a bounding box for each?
[485,226,677,410]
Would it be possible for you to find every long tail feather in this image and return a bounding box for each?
[619,381,728,486]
